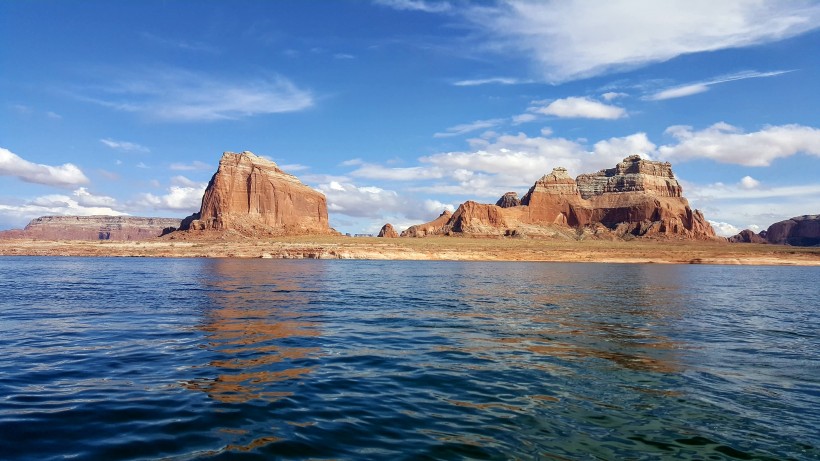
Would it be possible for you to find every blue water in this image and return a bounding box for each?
[0,257,818,460]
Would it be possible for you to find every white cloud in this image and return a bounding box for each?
[46,111,62,120]
[602,92,628,101]
[0,147,89,188]
[334,53,355,60]
[434,118,505,138]
[133,183,206,212]
[533,97,626,119]
[591,133,656,171]
[658,123,820,166]
[374,0,452,13]
[169,160,212,171]
[170,175,200,187]
[465,0,820,82]
[647,70,793,101]
[423,199,456,214]
[350,163,445,181]
[739,176,760,189]
[453,77,531,86]
[512,113,537,125]
[77,68,313,121]
[316,181,402,218]
[0,193,127,228]
[100,138,150,153]
[709,220,742,237]
[72,187,118,207]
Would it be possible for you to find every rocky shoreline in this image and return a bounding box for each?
[1,237,818,266]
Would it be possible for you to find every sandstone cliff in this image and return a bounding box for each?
[495,192,521,208]
[377,223,399,238]
[400,210,452,237]
[178,151,332,236]
[730,215,820,246]
[402,155,715,240]
[0,216,181,241]
[728,229,767,244]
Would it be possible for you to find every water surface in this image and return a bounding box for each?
[0,257,818,460]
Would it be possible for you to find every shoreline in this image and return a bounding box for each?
[1,237,818,266]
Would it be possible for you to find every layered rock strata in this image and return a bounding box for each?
[495,192,521,208]
[402,155,715,240]
[731,215,820,246]
[179,151,332,236]
[1,216,180,241]
[377,223,399,238]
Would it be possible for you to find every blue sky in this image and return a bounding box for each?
[2,0,819,236]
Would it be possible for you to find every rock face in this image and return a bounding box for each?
[763,215,820,246]
[495,192,521,208]
[400,210,452,237]
[179,151,331,236]
[1,216,181,241]
[377,223,399,238]
[403,155,715,240]
[728,229,767,244]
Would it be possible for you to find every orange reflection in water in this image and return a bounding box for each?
[185,259,324,404]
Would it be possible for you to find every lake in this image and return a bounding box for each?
[0,257,818,460]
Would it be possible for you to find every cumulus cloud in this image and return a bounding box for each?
[532,97,626,119]
[0,192,126,228]
[0,147,89,188]
[647,70,792,101]
[658,123,820,166]
[133,182,207,212]
[100,138,150,153]
[72,187,118,207]
[465,0,820,82]
[709,221,742,237]
[739,176,760,189]
[76,68,313,122]
[350,163,445,181]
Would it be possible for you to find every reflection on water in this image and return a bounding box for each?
[185,259,323,404]
[1,258,817,460]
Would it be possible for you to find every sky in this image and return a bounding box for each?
[2,0,819,236]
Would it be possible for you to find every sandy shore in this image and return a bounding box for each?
[1,236,818,265]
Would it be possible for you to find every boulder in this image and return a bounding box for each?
[179,151,332,236]
[377,223,399,238]
[764,215,820,246]
[0,216,181,241]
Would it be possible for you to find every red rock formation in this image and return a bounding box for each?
[400,210,452,237]
[763,215,820,246]
[495,192,521,208]
[377,223,399,238]
[179,151,332,236]
[728,229,767,244]
[0,216,180,241]
[402,155,715,240]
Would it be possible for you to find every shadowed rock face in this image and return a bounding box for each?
[402,155,715,240]
[377,223,399,238]
[1,216,181,241]
[728,229,767,244]
[495,192,521,208]
[179,151,331,236]
[763,215,820,246]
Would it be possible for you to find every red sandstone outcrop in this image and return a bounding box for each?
[0,216,180,241]
[377,223,399,238]
[763,215,819,246]
[400,210,452,237]
[179,151,332,236]
[402,155,716,240]
[495,192,521,208]
[728,229,767,244]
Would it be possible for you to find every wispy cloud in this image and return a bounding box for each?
[75,68,314,122]
[647,70,794,101]
[169,160,212,171]
[374,0,452,13]
[100,138,150,153]
[464,0,820,82]
[0,147,89,188]
[434,118,504,138]
[141,32,220,54]
[453,77,532,86]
